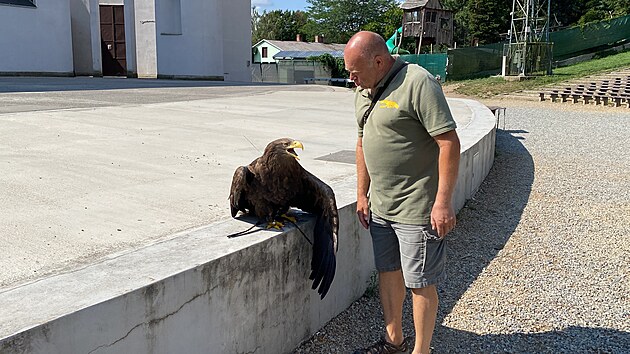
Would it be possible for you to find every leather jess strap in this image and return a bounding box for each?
[361,62,408,127]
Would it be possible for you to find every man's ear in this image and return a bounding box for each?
[374,55,383,69]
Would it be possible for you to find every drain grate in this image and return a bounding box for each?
[315,150,356,165]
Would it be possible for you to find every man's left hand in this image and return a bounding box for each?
[430,202,456,238]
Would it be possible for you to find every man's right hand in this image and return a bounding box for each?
[356,195,370,229]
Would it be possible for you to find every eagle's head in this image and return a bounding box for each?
[265,138,304,161]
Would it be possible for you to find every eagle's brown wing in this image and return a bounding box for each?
[229,165,254,217]
[290,168,338,299]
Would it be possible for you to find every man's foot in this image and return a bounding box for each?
[352,337,410,354]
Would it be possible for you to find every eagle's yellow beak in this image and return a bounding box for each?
[287,140,304,160]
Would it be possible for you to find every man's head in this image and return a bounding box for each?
[344,31,395,90]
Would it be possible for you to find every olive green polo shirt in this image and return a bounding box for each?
[355,57,456,225]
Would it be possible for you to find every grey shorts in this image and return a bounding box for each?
[369,213,446,288]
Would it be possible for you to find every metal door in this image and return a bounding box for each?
[100,5,126,76]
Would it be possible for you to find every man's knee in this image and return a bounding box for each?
[411,284,437,297]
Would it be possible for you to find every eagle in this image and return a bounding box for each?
[229,138,338,299]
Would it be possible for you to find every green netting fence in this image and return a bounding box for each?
[400,53,448,80]
[445,14,630,80]
[551,14,630,60]
[447,43,504,80]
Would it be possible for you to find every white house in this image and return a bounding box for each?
[252,36,346,64]
[0,0,252,81]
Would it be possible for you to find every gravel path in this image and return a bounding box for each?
[294,100,630,353]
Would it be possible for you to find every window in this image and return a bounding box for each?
[262,47,268,58]
[441,18,450,30]
[426,11,437,23]
[0,0,36,7]
[159,0,182,35]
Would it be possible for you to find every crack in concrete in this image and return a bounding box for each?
[86,286,214,354]
[240,345,262,354]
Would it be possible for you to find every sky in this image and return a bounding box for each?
[251,0,309,12]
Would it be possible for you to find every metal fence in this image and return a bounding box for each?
[251,60,331,84]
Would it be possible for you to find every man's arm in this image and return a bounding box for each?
[431,130,460,237]
[356,137,371,229]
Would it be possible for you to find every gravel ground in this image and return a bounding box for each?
[294,100,630,353]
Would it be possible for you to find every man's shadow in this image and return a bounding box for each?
[429,130,628,353]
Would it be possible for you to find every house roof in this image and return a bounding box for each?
[259,40,346,52]
[273,50,345,59]
[401,0,430,10]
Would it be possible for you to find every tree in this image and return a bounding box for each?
[577,0,630,24]
[304,0,402,43]
[457,0,511,45]
[251,9,308,44]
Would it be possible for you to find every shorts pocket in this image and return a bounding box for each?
[422,228,442,241]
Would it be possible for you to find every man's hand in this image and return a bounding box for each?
[430,202,456,238]
[356,195,370,229]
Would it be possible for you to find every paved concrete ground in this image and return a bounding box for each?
[0,77,473,291]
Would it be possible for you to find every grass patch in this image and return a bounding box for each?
[446,50,630,98]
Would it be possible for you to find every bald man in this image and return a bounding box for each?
[345,31,460,354]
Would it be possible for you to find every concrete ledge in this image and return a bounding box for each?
[0,98,496,354]
[452,98,497,211]
[0,71,75,77]
[0,179,374,354]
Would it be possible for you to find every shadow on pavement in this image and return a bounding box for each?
[0,76,284,93]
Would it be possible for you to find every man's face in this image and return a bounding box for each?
[345,53,379,90]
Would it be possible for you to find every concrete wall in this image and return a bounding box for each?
[0,1,74,75]
[0,190,375,354]
[452,98,497,212]
[71,0,102,76]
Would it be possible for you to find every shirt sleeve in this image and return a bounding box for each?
[413,72,457,137]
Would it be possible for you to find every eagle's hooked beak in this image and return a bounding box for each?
[286,140,304,160]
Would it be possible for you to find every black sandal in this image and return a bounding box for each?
[352,336,410,354]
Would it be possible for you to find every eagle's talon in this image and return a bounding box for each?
[266,221,284,229]
[280,214,297,223]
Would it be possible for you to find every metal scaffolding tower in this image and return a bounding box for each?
[502,0,553,77]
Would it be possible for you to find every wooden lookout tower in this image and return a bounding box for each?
[401,0,454,54]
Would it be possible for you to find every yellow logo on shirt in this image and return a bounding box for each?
[379,99,399,109]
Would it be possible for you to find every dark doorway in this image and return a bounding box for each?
[100,5,127,76]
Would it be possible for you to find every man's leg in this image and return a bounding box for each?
[410,285,438,354]
[378,270,407,346]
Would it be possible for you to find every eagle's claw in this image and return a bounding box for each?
[280,214,297,224]
[266,221,284,229]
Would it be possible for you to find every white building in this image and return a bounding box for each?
[0,0,251,81]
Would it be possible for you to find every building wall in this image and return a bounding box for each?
[0,1,74,75]
[71,0,102,76]
[133,0,158,78]
[155,0,223,79]
[1,0,251,80]
[220,0,252,81]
